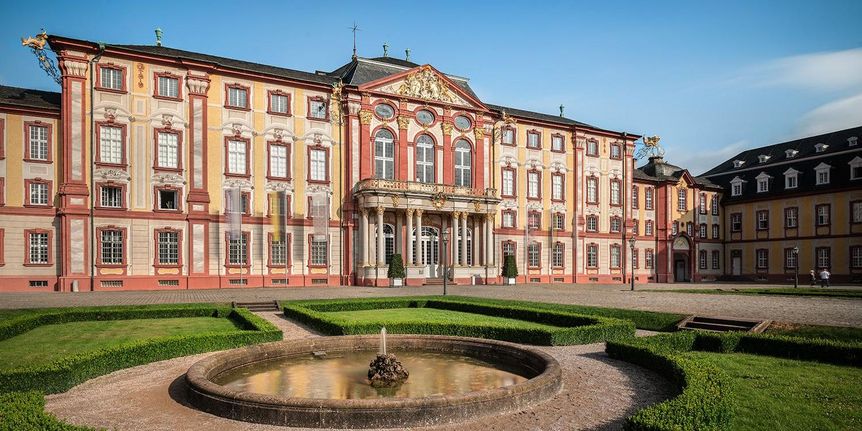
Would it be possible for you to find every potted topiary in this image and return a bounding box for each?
[388,254,406,287]
[502,255,518,285]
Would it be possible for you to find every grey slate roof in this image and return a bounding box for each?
[327,57,480,101]
[486,103,596,129]
[108,44,338,86]
[0,85,61,110]
[634,156,721,189]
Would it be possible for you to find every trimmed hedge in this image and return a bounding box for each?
[0,305,281,394]
[606,331,862,431]
[283,296,635,345]
[0,391,89,431]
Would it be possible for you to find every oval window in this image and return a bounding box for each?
[416,109,435,126]
[454,115,472,131]
[375,104,395,120]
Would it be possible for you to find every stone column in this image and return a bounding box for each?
[486,212,494,266]
[361,208,369,266]
[395,210,402,259]
[473,216,480,266]
[406,209,414,266]
[376,207,385,266]
[451,212,460,266]
[415,209,424,265]
[461,213,469,267]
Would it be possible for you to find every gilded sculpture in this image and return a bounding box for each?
[397,67,455,103]
[21,31,48,50]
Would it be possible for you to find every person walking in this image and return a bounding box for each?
[809,269,817,287]
[819,268,831,288]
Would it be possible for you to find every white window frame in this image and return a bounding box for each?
[527,171,540,199]
[100,67,122,90]
[100,186,122,208]
[269,144,288,178]
[415,135,435,183]
[228,86,248,109]
[552,174,563,200]
[815,163,831,185]
[227,139,248,175]
[29,232,49,264]
[100,229,124,265]
[551,135,563,152]
[157,132,179,169]
[270,93,289,114]
[157,231,179,265]
[454,140,472,187]
[99,125,123,165]
[311,237,328,265]
[374,130,395,180]
[158,76,179,98]
[29,182,49,206]
[502,169,515,196]
[309,148,327,182]
[29,125,49,161]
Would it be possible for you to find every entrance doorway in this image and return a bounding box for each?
[674,256,689,282]
[731,250,742,276]
[417,227,440,278]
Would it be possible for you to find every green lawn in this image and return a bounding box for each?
[766,322,862,344]
[685,351,862,431]
[651,287,862,298]
[325,307,563,330]
[0,316,241,370]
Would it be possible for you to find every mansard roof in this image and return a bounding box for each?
[701,125,862,177]
[484,104,597,129]
[634,156,721,190]
[0,84,60,111]
[326,57,480,100]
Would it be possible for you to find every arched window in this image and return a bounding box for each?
[374,129,395,179]
[454,139,472,187]
[457,224,473,266]
[382,223,395,264]
[415,134,435,183]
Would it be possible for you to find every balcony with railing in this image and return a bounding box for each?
[355,178,498,199]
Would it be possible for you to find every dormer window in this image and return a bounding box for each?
[784,168,800,189]
[815,143,829,153]
[730,176,745,196]
[849,156,862,180]
[758,154,770,163]
[755,172,770,193]
[815,162,831,185]
[785,149,798,158]
[849,136,858,147]
[733,160,745,168]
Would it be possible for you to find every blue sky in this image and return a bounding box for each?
[1,0,860,174]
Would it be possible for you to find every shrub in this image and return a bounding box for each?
[387,254,406,279]
[0,391,90,431]
[501,255,518,278]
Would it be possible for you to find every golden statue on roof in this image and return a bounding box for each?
[636,135,665,159]
[22,30,48,50]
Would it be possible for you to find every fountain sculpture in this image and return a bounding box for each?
[367,327,409,387]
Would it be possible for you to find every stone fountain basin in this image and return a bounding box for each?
[185,335,562,429]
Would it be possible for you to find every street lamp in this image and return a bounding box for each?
[629,236,637,291]
[793,246,799,288]
[442,228,450,296]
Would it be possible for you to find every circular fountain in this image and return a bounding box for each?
[185,334,561,428]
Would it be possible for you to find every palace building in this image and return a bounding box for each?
[0,32,858,291]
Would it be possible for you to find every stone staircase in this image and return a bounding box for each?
[423,278,457,286]
[677,315,770,333]
[232,300,280,312]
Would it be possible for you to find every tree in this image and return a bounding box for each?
[502,255,518,279]
[388,254,406,279]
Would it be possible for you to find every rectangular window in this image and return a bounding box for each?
[632,219,639,235]
[157,231,179,265]
[786,174,798,189]
[28,125,49,161]
[699,250,707,269]
[553,213,565,230]
[156,132,179,169]
[526,132,540,149]
[100,67,122,90]
[269,144,288,178]
[852,202,862,223]
[502,169,515,197]
[712,224,719,239]
[756,249,768,269]
[645,220,654,236]
[100,186,122,208]
[225,191,249,214]
[98,125,123,165]
[677,188,687,211]
[227,139,248,175]
[528,211,541,230]
[610,181,620,206]
[610,144,621,159]
[784,248,797,269]
[28,232,49,264]
[309,148,327,182]
[528,242,540,268]
[157,75,179,98]
[757,177,769,193]
[645,249,654,269]
[270,93,289,114]
[552,174,563,201]
[228,233,248,266]
[586,216,598,232]
[686,222,693,236]
[586,140,598,156]
[817,169,830,185]
[645,188,653,209]
[632,248,639,269]
[157,189,179,211]
[552,243,564,268]
[711,195,719,215]
[309,98,328,120]
[527,171,540,199]
[731,213,742,232]
[502,242,515,258]
[785,207,798,228]
[587,244,598,268]
[502,128,514,145]
[816,247,830,269]
[699,193,707,214]
[551,135,564,152]
[101,230,124,265]
[712,250,720,269]
[310,237,327,265]
[502,211,515,228]
[672,222,678,236]
[29,182,48,205]
[816,204,830,226]
[610,245,621,268]
[227,86,248,109]
[756,210,769,230]
[699,224,707,238]
[632,185,639,209]
[587,177,598,203]
[610,217,621,233]
[270,236,287,266]
[851,246,862,269]
[732,182,742,196]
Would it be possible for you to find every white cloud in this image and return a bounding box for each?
[658,140,749,176]
[740,48,862,91]
[798,92,862,136]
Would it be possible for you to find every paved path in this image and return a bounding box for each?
[45,311,673,431]
[3,282,860,327]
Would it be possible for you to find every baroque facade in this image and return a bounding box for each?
[0,32,858,291]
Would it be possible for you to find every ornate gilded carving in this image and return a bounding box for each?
[390,195,400,208]
[486,211,495,221]
[376,206,385,215]
[431,192,447,209]
[473,127,485,140]
[502,111,517,125]
[415,208,423,217]
[397,115,410,129]
[397,67,455,103]
[359,110,373,125]
[441,122,453,136]
[406,208,415,216]
[637,135,665,159]
[21,31,48,50]
[473,201,482,213]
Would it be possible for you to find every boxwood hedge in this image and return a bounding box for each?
[606,331,862,431]
[283,296,635,345]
